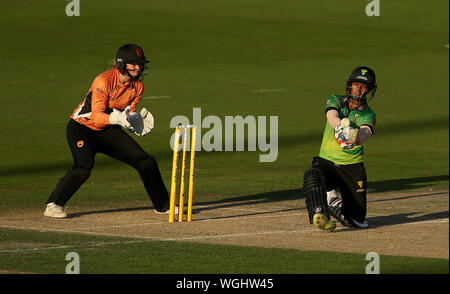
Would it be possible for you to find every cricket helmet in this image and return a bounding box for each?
[115,44,149,80]
[342,66,377,111]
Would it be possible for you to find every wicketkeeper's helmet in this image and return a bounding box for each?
[115,44,149,80]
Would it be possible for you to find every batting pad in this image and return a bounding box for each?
[303,167,329,224]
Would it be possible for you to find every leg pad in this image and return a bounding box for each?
[303,167,329,224]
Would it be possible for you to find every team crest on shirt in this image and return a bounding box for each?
[77,140,84,148]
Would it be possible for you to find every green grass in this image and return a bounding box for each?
[0,0,448,273]
[0,228,448,274]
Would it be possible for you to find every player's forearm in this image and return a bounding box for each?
[326,109,341,128]
[91,111,111,127]
[356,126,372,145]
[91,97,112,127]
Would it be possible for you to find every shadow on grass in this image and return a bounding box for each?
[368,191,448,203]
[67,206,152,219]
[368,175,449,193]
[193,188,302,220]
[68,188,303,219]
[364,211,449,230]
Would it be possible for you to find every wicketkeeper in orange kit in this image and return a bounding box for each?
[44,44,174,218]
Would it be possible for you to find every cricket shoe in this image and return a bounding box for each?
[344,218,369,228]
[328,198,368,228]
[328,198,346,225]
[154,205,178,215]
[44,203,68,218]
[313,213,336,232]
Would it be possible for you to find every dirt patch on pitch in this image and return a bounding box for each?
[0,190,448,259]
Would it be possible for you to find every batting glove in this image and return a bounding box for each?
[109,106,132,129]
[334,118,359,149]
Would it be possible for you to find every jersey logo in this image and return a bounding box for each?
[77,140,84,148]
[357,180,365,193]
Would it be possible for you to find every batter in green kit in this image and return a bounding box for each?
[302,66,378,232]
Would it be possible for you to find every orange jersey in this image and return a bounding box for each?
[71,69,144,131]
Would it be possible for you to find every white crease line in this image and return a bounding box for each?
[197,204,303,213]
[197,212,307,222]
[0,245,73,253]
[0,224,162,240]
[0,229,317,253]
[67,222,167,231]
[0,222,157,245]
[162,229,317,241]
[397,218,448,225]
[0,240,145,254]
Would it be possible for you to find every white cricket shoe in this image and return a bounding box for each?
[44,203,68,218]
[154,205,178,215]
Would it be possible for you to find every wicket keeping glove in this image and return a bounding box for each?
[109,106,132,129]
[126,108,154,136]
[334,118,359,149]
[141,108,154,134]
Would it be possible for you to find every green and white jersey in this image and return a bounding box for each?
[319,95,376,165]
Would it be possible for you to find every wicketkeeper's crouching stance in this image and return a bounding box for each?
[44,44,174,218]
[303,66,377,231]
